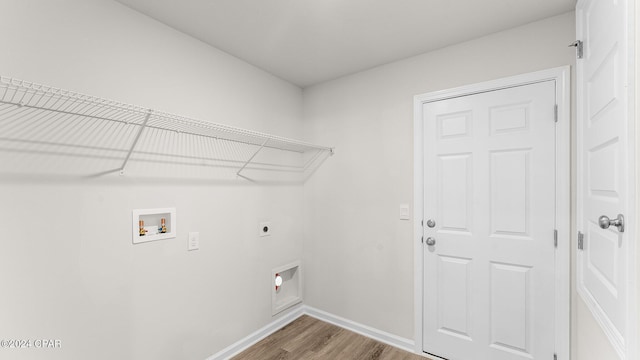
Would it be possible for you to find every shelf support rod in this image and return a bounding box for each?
[237,139,269,177]
[119,110,152,176]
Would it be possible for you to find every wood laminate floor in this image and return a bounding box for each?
[231,315,431,360]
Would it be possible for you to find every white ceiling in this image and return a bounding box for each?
[115,0,576,88]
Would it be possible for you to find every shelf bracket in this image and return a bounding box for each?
[237,139,269,177]
[119,110,152,176]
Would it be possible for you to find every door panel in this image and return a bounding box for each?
[423,81,556,360]
[437,255,472,339]
[438,154,472,233]
[576,0,631,357]
[490,149,530,237]
[490,262,531,355]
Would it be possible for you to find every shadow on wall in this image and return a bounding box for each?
[0,76,333,185]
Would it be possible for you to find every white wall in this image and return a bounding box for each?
[575,299,620,359]
[0,1,305,359]
[301,11,619,358]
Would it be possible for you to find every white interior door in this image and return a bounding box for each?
[422,81,557,360]
[576,0,635,358]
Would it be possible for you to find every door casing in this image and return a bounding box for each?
[413,67,571,359]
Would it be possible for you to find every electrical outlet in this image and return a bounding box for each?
[259,222,271,237]
[188,232,199,251]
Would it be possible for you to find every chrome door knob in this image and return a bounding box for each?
[426,219,436,228]
[425,237,436,246]
[598,214,625,232]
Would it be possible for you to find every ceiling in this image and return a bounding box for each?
[115,0,576,88]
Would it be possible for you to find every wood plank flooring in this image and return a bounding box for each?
[231,315,431,360]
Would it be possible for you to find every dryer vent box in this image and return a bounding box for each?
[272,261,302,316]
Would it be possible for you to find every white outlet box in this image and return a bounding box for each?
[188,232,199,251]
[132,207,176,244]
[259,222,272,237]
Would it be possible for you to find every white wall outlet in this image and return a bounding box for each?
[399,204,410,220]
[188,232,199,251]
[259,222,272,237]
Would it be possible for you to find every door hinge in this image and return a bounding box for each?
[554,104,558,122]
[554,353,557,360]
[569,40,584,59]
[578,231,584,250]
[554,229,558,248]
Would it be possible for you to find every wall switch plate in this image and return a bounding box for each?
[259,222,272,237]
[399,204,410,220]
[188,232,199,251]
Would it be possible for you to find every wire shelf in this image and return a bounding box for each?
[0,76,333,182]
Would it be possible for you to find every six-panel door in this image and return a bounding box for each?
[576,0,631,356]
[423,81,557,360]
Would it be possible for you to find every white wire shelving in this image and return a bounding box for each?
[0,76,333,181]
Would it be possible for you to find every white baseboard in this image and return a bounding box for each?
[303,305,416,354]
[206,304,417,360]
[206,304,304,360]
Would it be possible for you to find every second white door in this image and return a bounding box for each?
[422,81,557,360]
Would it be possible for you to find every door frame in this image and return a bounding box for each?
[413,67,571,359]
